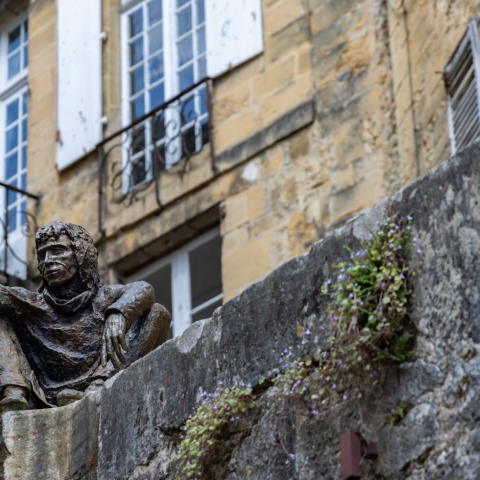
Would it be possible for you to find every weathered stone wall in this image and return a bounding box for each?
[6,141,480,479]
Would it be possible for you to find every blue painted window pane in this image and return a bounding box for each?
[198,56,206,80]
[21,146,27,169]
[24,20,28,41]
[8,53,20,79]
[8,26,20,54]
[7,180,17,206]
[7,206,17,233]
[131,95,145,120]
[148,0,162,25]
[129,9,143,38]
[177,5,192,37]
[22,92,27,115]
[178,64,194,91]
[149,23,163,54]
[130,37,144,66]
[21,173,26,191]
[21,119,27,142]
[149,54,164,84]
[177,0,189,7]
[130,66,145,95]
[197,26,205,54]
[177,34,193,67]
[180,96,195,124]
[196,0,205,24]
[23,45,28,68]
[20,200,26,225]
[149,83,165,109]
[6,99,19,126]
[5,152,18,180]
[198,87,207,115]
[130,156,147,187]
[6,126,18,153]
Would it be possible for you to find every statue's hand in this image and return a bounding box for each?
[102,313,131,369]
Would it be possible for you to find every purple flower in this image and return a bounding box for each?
[398,245,402,250]
[180,435,185,439]
[230,417,235,421]
[349,293,354,298]
[289,454,295,460]
[305,329,312,335]
[332,383,337,389]
[389,243,394,249]
[218,380,223,385]
[387,262,392,267]
[416,248,422,254]
[412,237,417,243]
[320,326,325,330]
[400,274,405,280]
[312,410,319,415]
[327,279,332,285]
[343,395,347,401]
[395,225,400,230]
[407,226,411,230]
[247,383,252,388]
[407,215,413,221]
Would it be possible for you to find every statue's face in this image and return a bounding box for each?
[37,234,78,287]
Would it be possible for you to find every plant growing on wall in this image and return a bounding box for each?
[176,210,420,477]
[269,212,420,411]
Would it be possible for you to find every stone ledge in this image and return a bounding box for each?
[3,142,480,479]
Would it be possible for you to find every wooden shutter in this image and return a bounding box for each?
[445,18,480,155]
[56,0,103,170]
[205,0,263,78]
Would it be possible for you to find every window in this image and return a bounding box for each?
[121,0,210,190]
[127,230,223,338]
[445,18,480,155]
[6,20,28,81]
[0,14,29,279]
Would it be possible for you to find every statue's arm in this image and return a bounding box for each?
[0,285,20,314]
[105,281,155,329]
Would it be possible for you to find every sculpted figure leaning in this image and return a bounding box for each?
[0,221,171,411]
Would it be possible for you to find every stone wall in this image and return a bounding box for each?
[5,141,480,479]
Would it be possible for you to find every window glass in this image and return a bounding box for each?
[129,9,143,37]
[196,0,205,25]
[148,0,162,25]
[144,264,173,339]
[189,235,222,309]
[177,5,192,37]
[7,21,29,80]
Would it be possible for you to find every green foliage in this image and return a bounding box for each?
[268,210,420,419]
[176,381,256,479]
[383,399,405,427]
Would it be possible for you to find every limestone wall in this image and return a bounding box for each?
[5,142,480,479]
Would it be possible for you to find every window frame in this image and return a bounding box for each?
[445,17,480,156]
[0,12,28,95]
[0,13,29,279]
[120,0,209,194]
[127,228,223,338]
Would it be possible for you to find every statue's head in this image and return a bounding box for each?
[35,222,101,292]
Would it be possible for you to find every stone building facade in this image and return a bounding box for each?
[0,0,478,336]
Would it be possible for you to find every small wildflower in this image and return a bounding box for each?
[305,329,312,335]
[412,237,417,243]
[343,395,347,401]
[407,215,413,221]
[312,410,319,415]
[389,243,394,249]
[416,248,422,254]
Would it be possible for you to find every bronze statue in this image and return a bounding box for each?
[0,222,171,411]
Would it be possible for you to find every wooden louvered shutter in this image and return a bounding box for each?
[445,18,480,155]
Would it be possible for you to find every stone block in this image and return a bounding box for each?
[289,128,310,160]
[297,44,312,76]
[313,42,345,88]
[214,56,263,99]
[214,83,251,125]
[253,55,295,102]
[247,185,264,221]
[264,17,310,66]
[337,33,373,75]
[311,22,346,60]
[333,121,364,167]
[264,152,283,175]
[214,106,261,154]
[264,0,306,39]
[311,0,362,35]
[260,74,313,127]
[222,234,271,295]
[283,177,297,202]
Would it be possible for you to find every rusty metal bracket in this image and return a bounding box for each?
[341,430,378,480]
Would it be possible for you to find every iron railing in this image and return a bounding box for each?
[97,77,216,236]
[0,181,39,281]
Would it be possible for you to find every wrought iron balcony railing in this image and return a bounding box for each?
[0,181,39,281]
[97,77,215,236]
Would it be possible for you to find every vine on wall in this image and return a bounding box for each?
[176,210,421,479]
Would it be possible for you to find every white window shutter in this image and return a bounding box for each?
[205,0,263,78]
[56,0,103,170]
[445,17,480,155]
